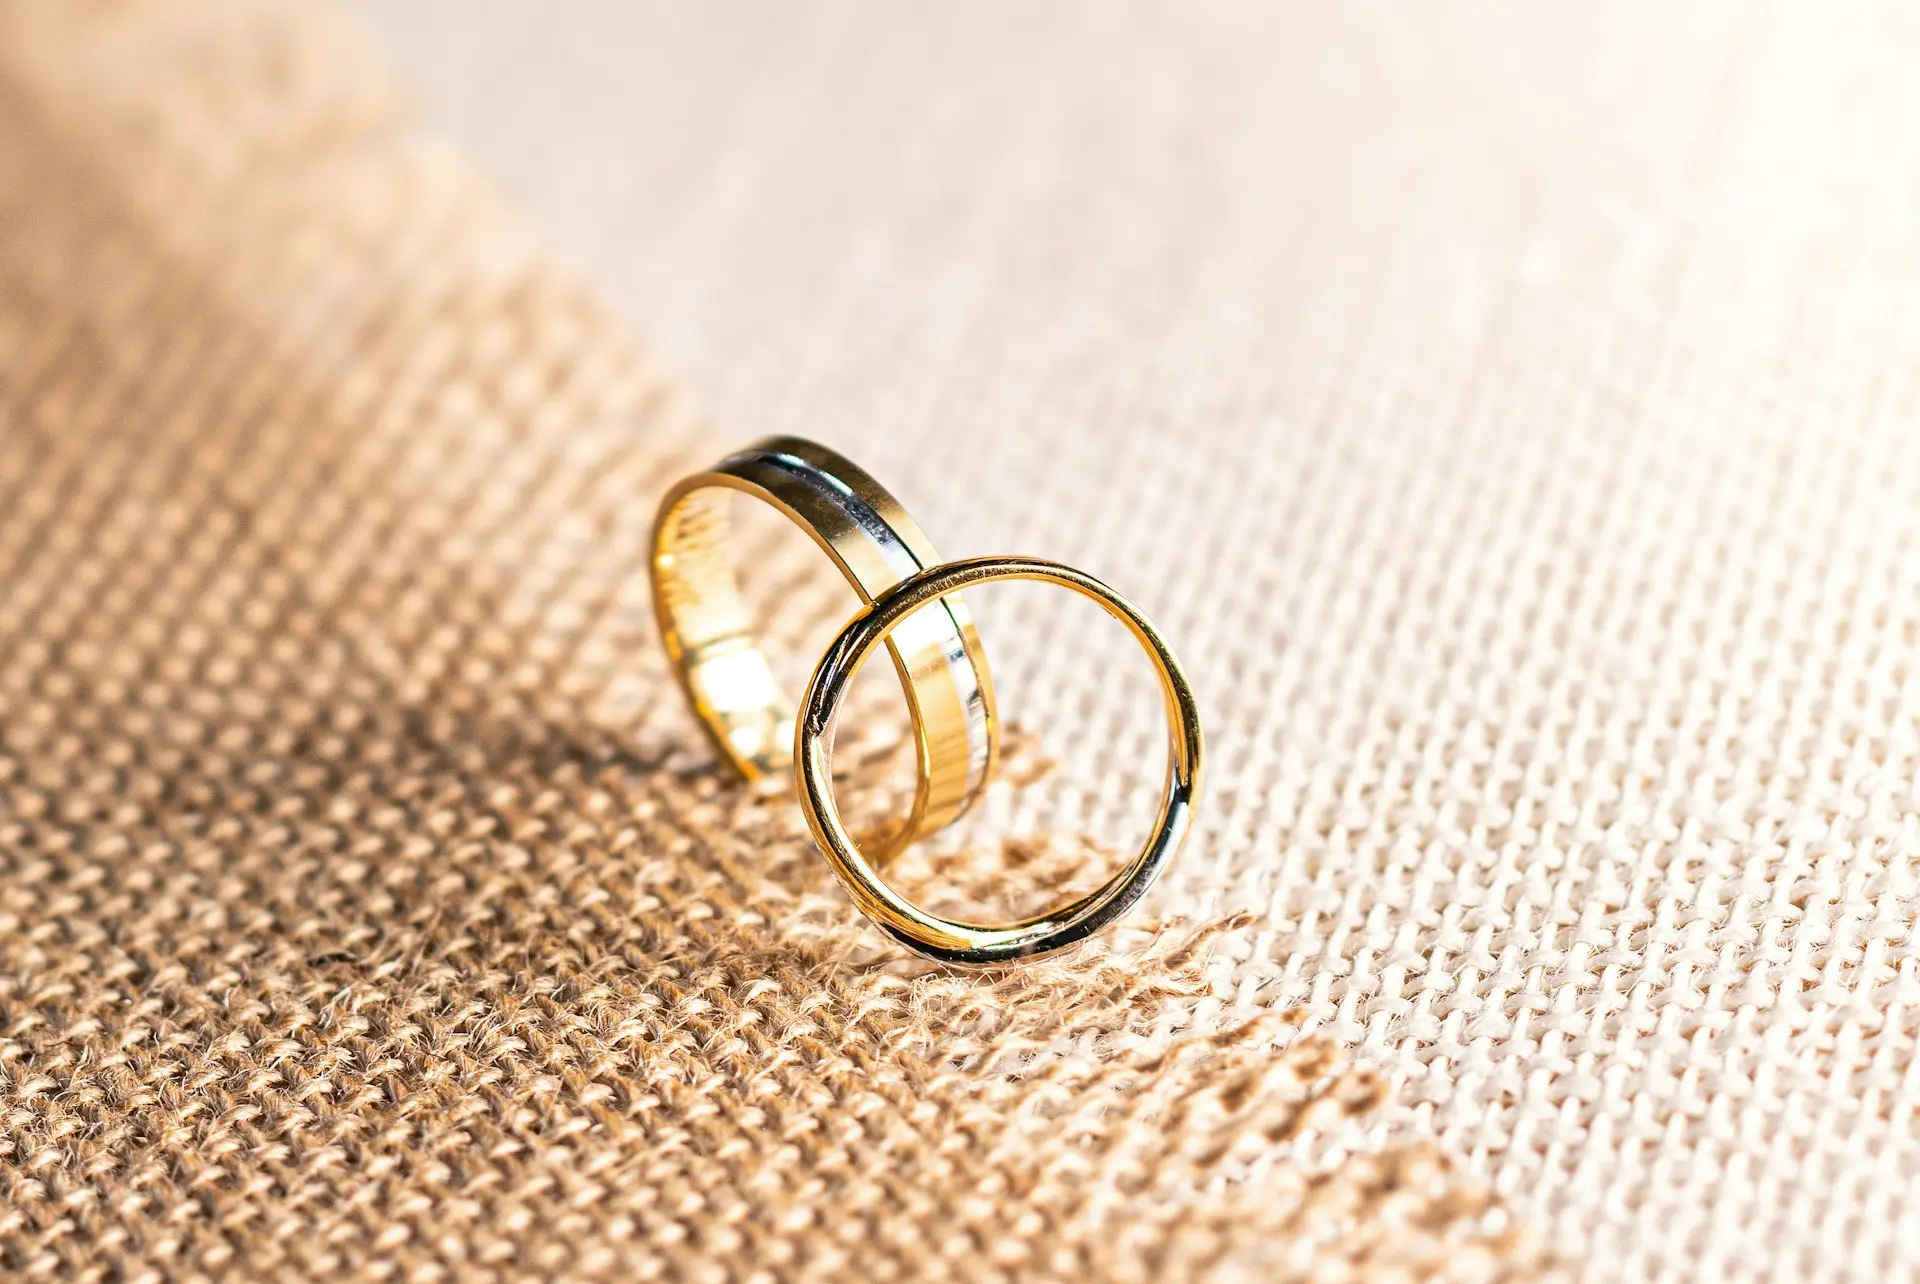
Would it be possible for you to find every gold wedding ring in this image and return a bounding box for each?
[650,437,998,856]
[796,557,1203,966]
[651,438,1203,965]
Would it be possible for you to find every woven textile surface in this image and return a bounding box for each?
[0,1,1546,1281]
[3,0,1919,1280]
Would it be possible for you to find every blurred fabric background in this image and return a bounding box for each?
[4,1,1919,1279]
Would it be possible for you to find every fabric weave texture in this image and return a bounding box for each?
[0,1,1542,1281]
[6,1,1920,1281]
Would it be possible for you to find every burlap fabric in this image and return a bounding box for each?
[0,1,1546,1281]
[3,1,1915,1280]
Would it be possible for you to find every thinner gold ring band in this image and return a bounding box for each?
[650,437,999,856]
[796,556,1203,966]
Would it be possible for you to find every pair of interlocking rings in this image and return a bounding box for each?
[651,437,1203,966]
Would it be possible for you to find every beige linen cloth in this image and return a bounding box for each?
[3,1,1918,1280]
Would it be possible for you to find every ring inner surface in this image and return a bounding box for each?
[653,485,793,777]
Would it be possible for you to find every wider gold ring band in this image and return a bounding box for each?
[650,437,999,856]
[796,556,1204,966]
